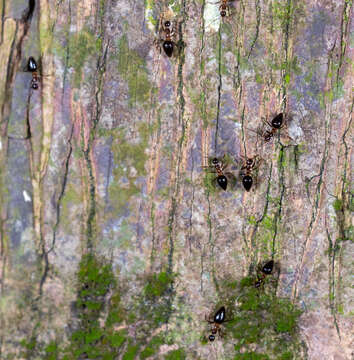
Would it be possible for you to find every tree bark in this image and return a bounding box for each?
[0,0,352,359]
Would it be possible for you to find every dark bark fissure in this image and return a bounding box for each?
[62,0,72,95]
[0,0,6,44]
[84,43,109,251]
[247,0,261,59]
[50,125,74,253]
[326,227,341,339]
[336,0,352,87]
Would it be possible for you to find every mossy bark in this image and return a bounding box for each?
[0,0,352,359]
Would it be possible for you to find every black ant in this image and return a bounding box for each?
[205,306,226,341]
[240,155,260,192]
[27,57,39,90]
[260,113,284,142]
[158,18,176,58]
[219,0,230,17]
[203,156,233,191]
[255,260,274,288]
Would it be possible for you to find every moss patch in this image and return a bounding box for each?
[68,29,99,87]
[21,262,183,359]
[101,123,150,214]
[140,271,176,326]
[202,275,305,359]
[117,35,155,107]
[164,348,187,359]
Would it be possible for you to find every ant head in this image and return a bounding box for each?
[164,20,171,27]
[246,158,253,166]
[220,10,227,17]
[209,334,215,341]
[31,82,39,90]
[265,133,273,142]
[212,158,218,165]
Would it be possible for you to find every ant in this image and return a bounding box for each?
[255,260,274,288]
[205,306,226,341]
[203,156,233,191]
[240,155,260,192]
[259,113,285,142]
[219,0,230,17]
[158,18,176,58]
[27,57,39,90]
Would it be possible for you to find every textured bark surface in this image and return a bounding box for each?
[0,0,353,359]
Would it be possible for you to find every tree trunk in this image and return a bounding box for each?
[0,0,352,359]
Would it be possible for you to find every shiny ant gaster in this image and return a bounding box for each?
[260,113,284,142]
[240,155,259,192]
[205,306,226,341]
[255,260,274,288]
[27,57,39,90]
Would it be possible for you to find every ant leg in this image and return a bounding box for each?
[201,166,217,173]
[205,314,214,324]
[218,327,226,338]
[261,118,273,129]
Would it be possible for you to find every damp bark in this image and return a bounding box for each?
[0,0,352,359]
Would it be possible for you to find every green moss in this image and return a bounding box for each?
[234,353,270,360]
[333,199,343,212]
[44,341,58,359]
[107,330,127,347]
[139,271,176,326]
[40,260,183,358]
[276,351,293,360]
[117,35,155,107]
[63,254,123,358]
[206,275,305,359]
[123,343,140,360]
[164,348,186,359]
[68,29,98,87]
[144,271,174,298]
[105,123,150,213]
[140,335,165,358]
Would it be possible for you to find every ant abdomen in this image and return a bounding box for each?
[163,40,174,57]
[271,113,283,129]
[217,175,227,191]
[242,175,253,191]
[27,57,38,72]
